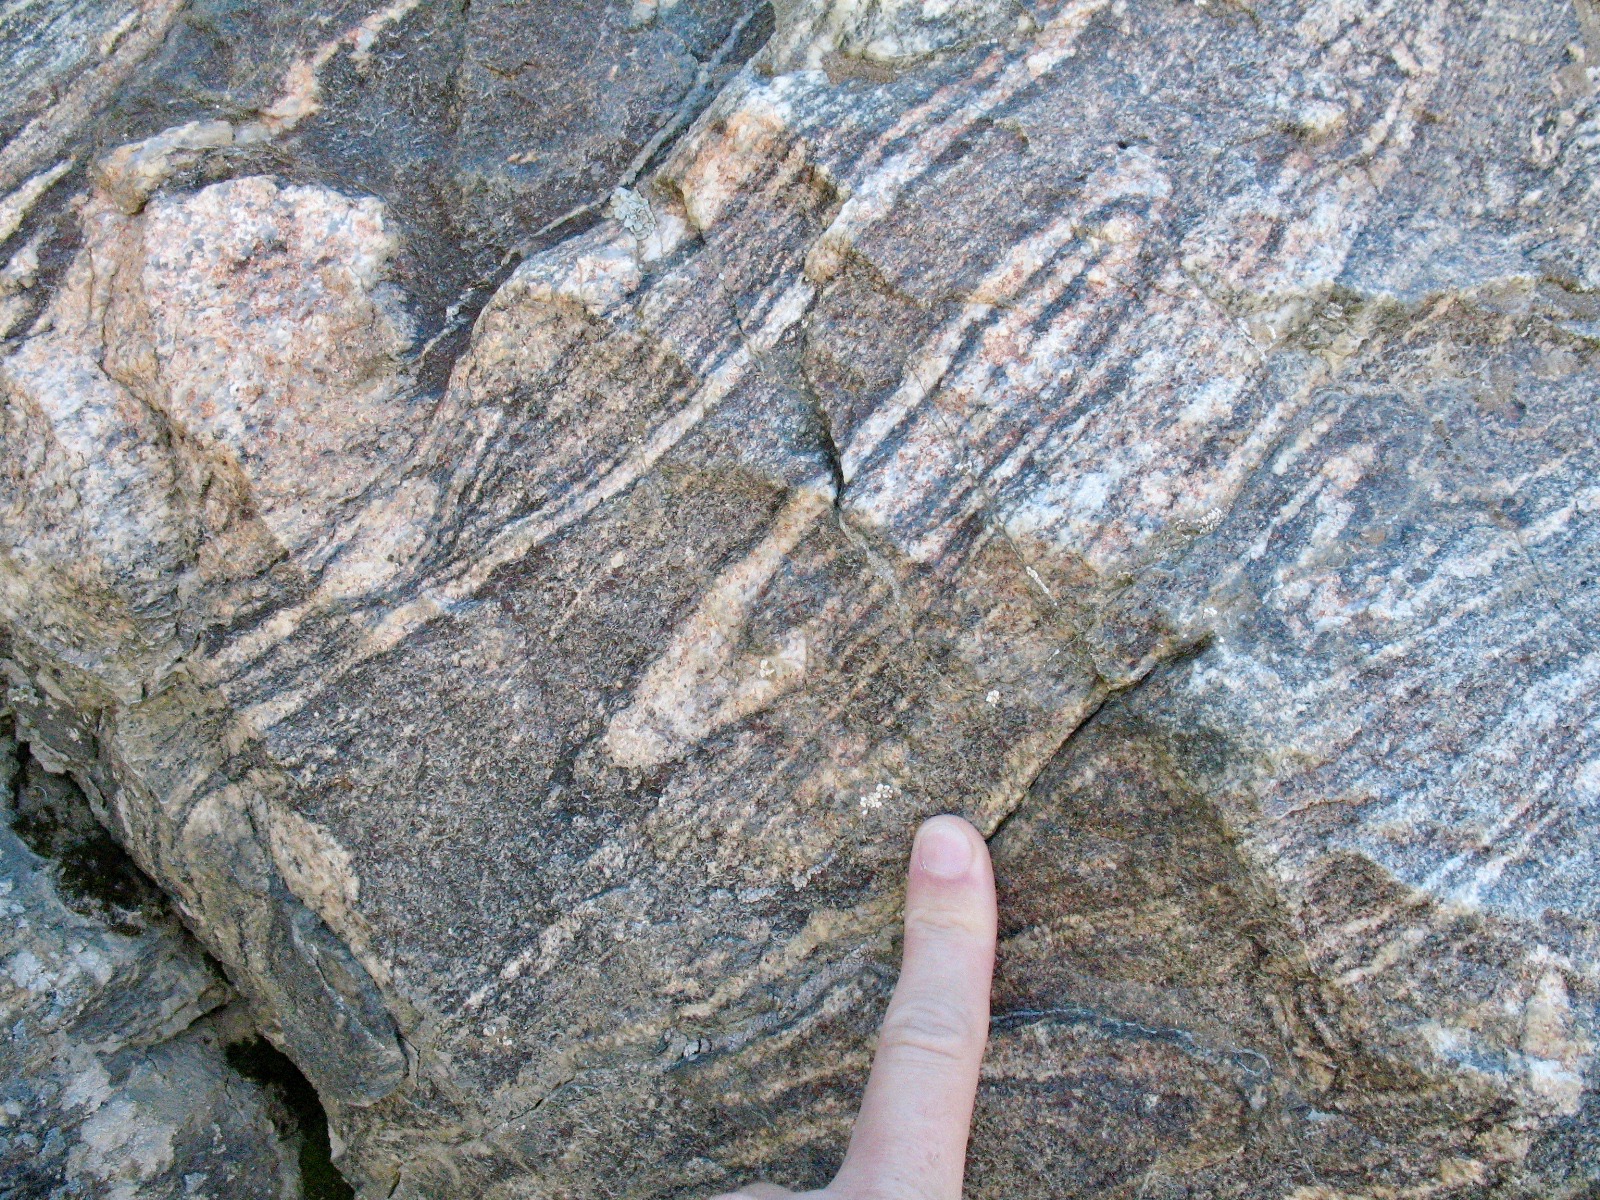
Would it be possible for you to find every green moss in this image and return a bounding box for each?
[10,759,167,934]
[226,1037,355,1200]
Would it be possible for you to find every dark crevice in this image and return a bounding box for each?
[0,713,19,811]
[410,244,537,392]
[624,3,777,191]
[227,1037,356,1200]
[810,381,849,504]
[9,749,170,935]
[983,686,1111,849]
[414,1,776,392]
[984,625,1218,864]
[4,731,352,1200]
[745,304,844,503]
[989,1003,1274,1084]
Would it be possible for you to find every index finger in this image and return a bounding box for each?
[833,815,997,1200]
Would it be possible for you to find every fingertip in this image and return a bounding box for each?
[915,819,972,883]
[905,815,996,951]
[837,814,995,1200]
[912,814,992,884]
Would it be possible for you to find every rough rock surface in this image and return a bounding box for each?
[3,0,1600,1197]
[0,715,303,1198]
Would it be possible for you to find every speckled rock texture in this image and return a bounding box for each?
[3,0,1599,1197]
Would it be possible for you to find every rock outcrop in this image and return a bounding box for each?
[0,715,305,1198]
[3,0,1599,1196]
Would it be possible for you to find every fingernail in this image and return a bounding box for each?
[916,817,975,879]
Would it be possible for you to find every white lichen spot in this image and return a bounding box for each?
[629,0,681,25]
[985,689,1001,706]
[607,187,657,240]
[858,781,895,813]
[5,949,49,992]
[61,1056,113,1112]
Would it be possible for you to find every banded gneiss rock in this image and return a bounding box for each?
[3,1,1598,1196]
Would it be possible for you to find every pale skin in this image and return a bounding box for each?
[710,814,998,1200]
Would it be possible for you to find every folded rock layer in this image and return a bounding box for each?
[2,0,1598,1196]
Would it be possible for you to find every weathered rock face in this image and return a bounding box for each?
[3,0,1599,1197]
[0,715,305,1198]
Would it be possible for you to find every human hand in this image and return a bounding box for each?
[711,814,998,1200]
